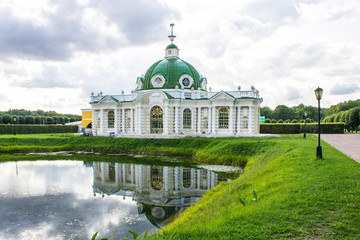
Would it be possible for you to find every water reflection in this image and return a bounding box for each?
[93,162,229,228]
[0,159,230,240]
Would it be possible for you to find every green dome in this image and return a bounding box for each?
[138,58,206,90]
[166,43,178,49]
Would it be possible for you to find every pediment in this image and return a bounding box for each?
[210,91,235,101]
[97,95,119,105]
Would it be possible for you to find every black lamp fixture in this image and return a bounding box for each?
[304,111,308,138]
[314,87,323,159]
[13,117,16,135]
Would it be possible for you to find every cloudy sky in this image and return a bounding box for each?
[0,0,359,114]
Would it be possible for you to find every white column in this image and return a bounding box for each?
[164,166,169,191]
[207,171,211,189]
[100,109,104,135]
[237,106,241,135]
[114,108,118,135]
[174,167,179,191]
[122,163,126,183]
[175,106,179,133]
[208,107,211,134]
[197,169,201,189]
[138,106,142,134]
[131,164,134,184]
[139,165,143,191]
[115,163,120,185]
[197,107,201,133]
[92,109,96,135]
[164,105,169,134]
[130,108,134,133]
[229,106,234,134]
[122,108,125,133]
[212,106,216,134]
[101,162,105,182]
[249,106,253,133]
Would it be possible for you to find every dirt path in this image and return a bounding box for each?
[321,134,360,163]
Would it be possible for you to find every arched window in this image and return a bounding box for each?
[183,168,191,188]
[108,111,114,128]
[183,108,191,129]
[151,166,163,190]
[150,106,163,133]
[219,107,229,129]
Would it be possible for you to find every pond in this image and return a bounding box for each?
[0,154,238,240]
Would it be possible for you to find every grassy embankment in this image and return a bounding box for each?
[0,134,271,167]
[1,134,359,239]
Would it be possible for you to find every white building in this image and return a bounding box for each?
[88,24,262,137]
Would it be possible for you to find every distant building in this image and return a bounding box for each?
[85,24,262,137]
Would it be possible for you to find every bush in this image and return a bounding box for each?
[260,123,345,134]
[270,119,277,123]
[2,114,12,124]
[277,119,284,123]
[25,115,35,124]
[291,119,298,123]
[264,119,271,123]
[0,124,78,134]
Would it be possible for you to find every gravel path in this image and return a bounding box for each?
[321,134,360,163]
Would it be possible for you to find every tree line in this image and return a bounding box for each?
[261,99,360,132]
[0,109,81,125]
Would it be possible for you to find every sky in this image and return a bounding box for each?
[0,0,359,115]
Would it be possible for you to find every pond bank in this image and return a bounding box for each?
[1,134,359,239]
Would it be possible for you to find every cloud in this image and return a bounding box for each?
[245,0,300,25]
[0,0,176,61]
[330,83,360,95]
[286,86,302,101]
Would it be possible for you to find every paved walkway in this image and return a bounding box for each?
[321,134,360,163]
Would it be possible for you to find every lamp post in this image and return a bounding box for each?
[13,117,16,135]
[314,87,323,159]
[304,111,308,138]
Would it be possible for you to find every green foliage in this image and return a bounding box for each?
[260,123,344,134]
[291,119,298,123]
[152,135,360,240]
[0,124,78,135]
[25,115,35,124]
[264,119,271,123]
[91,229,148,240]
[277,119,283,123]
[2,114,12,124]
[334,111,344,122]
[273,105,295,120]
[270,119,277,123]
[348,107,360,132]
[260,106,273,119]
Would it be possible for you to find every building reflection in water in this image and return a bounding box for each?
[92,162,229,228]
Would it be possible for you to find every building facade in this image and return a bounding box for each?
[87,24,262,137]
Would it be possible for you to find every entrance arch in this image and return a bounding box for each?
[150,106,163,133]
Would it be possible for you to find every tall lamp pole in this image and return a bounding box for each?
[13,117,16,135]
[303,111,308,138]
[314,87,323,159]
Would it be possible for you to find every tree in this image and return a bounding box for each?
[46,117,54,124]
[70,117,75,122]
[348,108,360,132]
[26,115,35,124]
[34,116,41,124]
[18,116,26,124]
[12,115,18,124]
[260,106,273,119]
[2,114,12,124]
[334,111,344,122]
[0,115,2,124]
[273,105,296,120]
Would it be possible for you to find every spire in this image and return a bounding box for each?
[168,23,176,42]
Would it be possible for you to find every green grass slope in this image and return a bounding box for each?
[153,135,360,239]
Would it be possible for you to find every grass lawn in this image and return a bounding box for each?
[1,134,359,239]
[150,135,360,239]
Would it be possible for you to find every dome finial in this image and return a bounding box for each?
[168,23,176,42]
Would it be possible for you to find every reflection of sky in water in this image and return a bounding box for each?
[0,161,155,240]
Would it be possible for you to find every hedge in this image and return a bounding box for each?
[260,123,345,134]
[0,124,78,134]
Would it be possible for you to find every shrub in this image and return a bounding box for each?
[260,123,344,134]
[0,116,2,124]
[291,119,298,123]
[277,119,284,123]
[264,119,271,123]
[270,119,277,123]
[25,115,35,124]
[2,114,12,124]
[0,124,78,134]
[18,116,26,124]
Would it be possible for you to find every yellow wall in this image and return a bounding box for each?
[82,110,92,127]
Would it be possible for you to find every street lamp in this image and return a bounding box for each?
[314,87,323,159]
[304,111,308,138]
[13,117,16,135]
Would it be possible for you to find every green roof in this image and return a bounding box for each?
[166,43,178,49]
[140,58,205,90]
